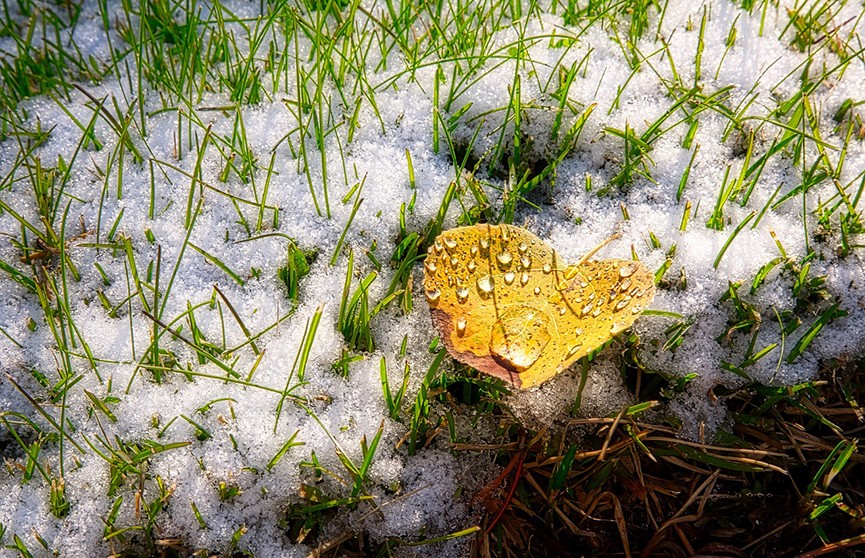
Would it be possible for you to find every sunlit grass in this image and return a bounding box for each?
[0,0,864,555]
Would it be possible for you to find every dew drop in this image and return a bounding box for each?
[619,278,632,292]
[518,242,528,254]
[489,306,551,372]
[591,307,602,317]
[456,287,469,303]
[580,281,588,288]
[631,306,642,314]
[496,251,513,268]
[574,328,584,337]
[450,256,459,267]
[521,256,531,269]
[467,261,477,273]
[470,245,478,257]
[444,237,458,250]
[477,275,495,295]
[559,306,567,315]
[566,343,583,358]
[542,263,552,274]
[424,259,437,273]
[456,317,467,337]
[615,299,630,312]
[504,272,516,285]
[580,303,593,316]
[434,238,444,253]
[520,272,529,286]
[425,289,441,305]
[588,292,596,301]
[619,263,637,278]
[480,237,490,251]
[534,286,542,295]
[610,321,629,335]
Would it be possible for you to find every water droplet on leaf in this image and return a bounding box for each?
[477,276,494,295]
[489,306,551,372]
[496,252,513,268]
[619,264,637,278]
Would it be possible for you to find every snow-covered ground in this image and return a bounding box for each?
[0,0,863,555]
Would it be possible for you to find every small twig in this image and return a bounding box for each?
[576,232,622,266]
[796,532,865,558]
[486,446,528,534]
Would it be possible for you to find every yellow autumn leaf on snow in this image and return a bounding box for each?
[422,224,655,389]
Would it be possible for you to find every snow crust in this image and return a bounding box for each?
[1,0,864,554]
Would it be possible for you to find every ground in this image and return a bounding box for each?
[0,0,864,556]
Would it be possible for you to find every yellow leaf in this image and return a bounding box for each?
[423,224,655,389]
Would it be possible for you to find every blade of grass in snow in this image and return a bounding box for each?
[330,174,365,266]
[274,304,322,432]
[188,242,246,287]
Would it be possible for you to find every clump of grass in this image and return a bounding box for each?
[1,0,865,555]
[336,250,378,353]
[277,240,316,303]
[0,5,96,110]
